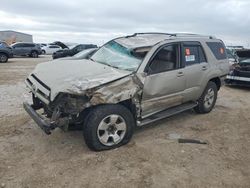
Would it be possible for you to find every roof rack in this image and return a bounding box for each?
[126,32,216,39]
[126,32,172,38]
[170,33,216,39]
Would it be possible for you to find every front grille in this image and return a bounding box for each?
[26,74,51,104]
[31,74,51,91]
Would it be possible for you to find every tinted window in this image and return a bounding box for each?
[49,45,59,48]
[206,42,227,60]
[183,44,207,66]
[199,46,206,62]
[226,49,235,59]
[236,50,250,58]
[13,43,24,47]
[183,46,199,66]
[21,43,35,47]
[149,44,179,74]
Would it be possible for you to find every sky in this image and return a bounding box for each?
[0,0,249,46]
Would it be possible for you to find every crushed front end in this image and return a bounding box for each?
[226,61,250,87]
[24,74,88,134]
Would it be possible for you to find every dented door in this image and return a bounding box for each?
[141,70,185,118]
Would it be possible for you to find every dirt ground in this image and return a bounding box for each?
[0,56,250,188]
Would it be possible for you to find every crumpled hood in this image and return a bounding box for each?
[32,59,132,100]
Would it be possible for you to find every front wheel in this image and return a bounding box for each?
[0,53,8,63]
[194,81,218,114]
[83,104,135,151]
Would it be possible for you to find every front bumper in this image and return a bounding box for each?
[23,102,56,135]
[225,75,250,86]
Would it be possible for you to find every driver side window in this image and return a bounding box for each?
[148,44,179,74]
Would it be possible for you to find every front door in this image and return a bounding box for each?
[141,43,186,118]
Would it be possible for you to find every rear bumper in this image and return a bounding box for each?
[23,102,55,135]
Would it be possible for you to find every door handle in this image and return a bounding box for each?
[177,72,184,77]
[202,66,207,71]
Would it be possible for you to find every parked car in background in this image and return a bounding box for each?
[23,33,229,151]
[235,49,250,61]
[0,41,13,63]
[42,45,62,55]
[11,42,42,58]
[226,50,250,86]
[50,41,69,49]
[226,48,238,66]
[37,43,47,48]
[52,44,97,59]
[59,48,98,60]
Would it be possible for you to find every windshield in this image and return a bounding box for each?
[91,41,143,71]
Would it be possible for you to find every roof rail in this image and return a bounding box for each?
[125,32,216,39]
[125,32,172,38]
[170,33,216,39]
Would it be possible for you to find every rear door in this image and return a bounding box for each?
[22,43,33,55]
[12,43,24,55]
[181,42,209,101]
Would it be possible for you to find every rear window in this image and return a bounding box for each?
[206,42,227,60]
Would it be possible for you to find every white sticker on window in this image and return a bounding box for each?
[185,55,195,62]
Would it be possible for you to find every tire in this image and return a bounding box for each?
[30,51,38,58]
[194,81,218,114]
[83,104,135,151]
[0,53,8,63]
[42,50,46,54]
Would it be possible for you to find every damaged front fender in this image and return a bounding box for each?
[86,75,143,105]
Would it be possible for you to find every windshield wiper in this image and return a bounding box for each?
[95,60,121,70]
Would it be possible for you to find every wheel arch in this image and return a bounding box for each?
[0,51,9,58]
[209,77,221,91]
[30,50,39,54]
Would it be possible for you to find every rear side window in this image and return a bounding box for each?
[206,42,227,60]
[183,45,207,66]
[49,45,59,48]
[23,43,35,47]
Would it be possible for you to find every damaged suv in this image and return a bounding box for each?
[23,33,229,151]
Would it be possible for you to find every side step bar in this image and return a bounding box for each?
[137,102,197,126]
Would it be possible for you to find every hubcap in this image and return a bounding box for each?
[0,55,7,62]
[204,88,215,109]
[97,114,127,146]
[32,52,37,57]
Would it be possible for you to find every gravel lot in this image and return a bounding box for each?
[0,56,250,188]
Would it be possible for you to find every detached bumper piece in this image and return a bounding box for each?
[23,102,56,135]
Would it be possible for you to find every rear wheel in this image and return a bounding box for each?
[31,51,38,58]
[83,104,135,151]
[194,81,218,114]
[0,53,8,63]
